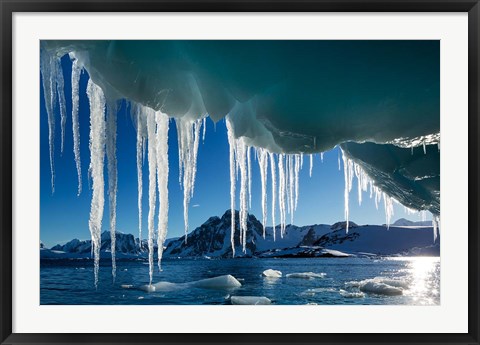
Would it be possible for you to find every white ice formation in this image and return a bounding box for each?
[86,79,106,288]
[40,40,440,284]
[262,269,282,278]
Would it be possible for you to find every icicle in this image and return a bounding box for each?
[289,155,295,224]
[300,153,304,169]
[236,139,248,253]
[383,192,394,228]
[423,141,426,154]
[106,102,118,281]
[285,156,291,216]
[86,80,106,288]
[226,118,236,257]
[258,148,268,238]
[374,186,382,210]
[309,154,313,177]
[320,152,324,162]
[432,215,440,242]
[135,109,145,244]
[294,154,300,211]
[247,146,252,209]
[146,109,157,285]
[70,57,82,196]
[411,146,414,155]
[421,210,427,222]
[269,153,277,241]
[155,111,169,271]
[341,150,352,233]
[354,163,368,206]
[40,50,57,193]
[176,117,202,241]
[202,116,207,142]
[338,149,341,171]
[56,58,67,155]
[278,154,286,237]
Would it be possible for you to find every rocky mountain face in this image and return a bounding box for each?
[164,210,264,258]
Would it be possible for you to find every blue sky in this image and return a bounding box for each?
[40,55,429,248]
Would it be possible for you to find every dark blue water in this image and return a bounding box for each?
[40,257,439,305]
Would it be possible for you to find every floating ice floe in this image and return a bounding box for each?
[262,269,282,278]
[139,274,242,293]
[339,289,365,298]
[345,277,408,296]
[286,272,326,279]
[190,275,242,289]
[230,296,272,305]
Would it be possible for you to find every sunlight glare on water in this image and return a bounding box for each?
[387,257,440,305]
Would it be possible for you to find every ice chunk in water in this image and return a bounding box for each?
[359,281,403,295]
[339,289,365,298]
[262,269,282,278]
[191,275,242,289]
[230,296,272,305]
[286,272,326,279]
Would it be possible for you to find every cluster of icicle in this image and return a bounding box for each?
[226,117,304,256]
[41,51,440,287]
[133,104,171,286]
[340,149,397,233]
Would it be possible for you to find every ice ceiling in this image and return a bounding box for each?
[41,40,440,286]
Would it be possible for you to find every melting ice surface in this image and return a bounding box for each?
[40,41,440,284]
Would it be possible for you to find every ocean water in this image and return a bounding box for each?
[40,257,440,305]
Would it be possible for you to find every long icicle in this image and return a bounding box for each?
[247,146,252,209]
[341,149,351,233]
[226,117,236,256]
[155,111,169,271]
[258,148,268,238]
[146,109,157,285]
[86,79,106,289]
[56,58,67,155]
[269,153,277,241]
[40,49,57,193]
[70,56,82,195]
[236,139,248,253]
[176,117,202,241]
[294,154,300,211]
[288,155,295,224]
[106,102,118,281]
[136,108,145,245]
[278,154,286,237]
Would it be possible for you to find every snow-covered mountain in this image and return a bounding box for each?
[41,232,148,259]
[41,212,439,259]
[163,210,334,258]
[313,224,439,256]
[392,218,433,227]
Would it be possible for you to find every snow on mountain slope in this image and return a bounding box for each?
[42,212,438,259]
[43,232,148,259]
[313,225,438,255]
[163,210,333,258]
[392,218,432,227]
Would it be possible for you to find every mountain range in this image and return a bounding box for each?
[41,210,439,259]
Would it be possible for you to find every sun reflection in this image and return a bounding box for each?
[388,257,440,305]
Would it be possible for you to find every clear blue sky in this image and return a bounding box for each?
[40,55,429,248]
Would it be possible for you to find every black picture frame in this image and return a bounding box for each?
[1,1,479,344]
